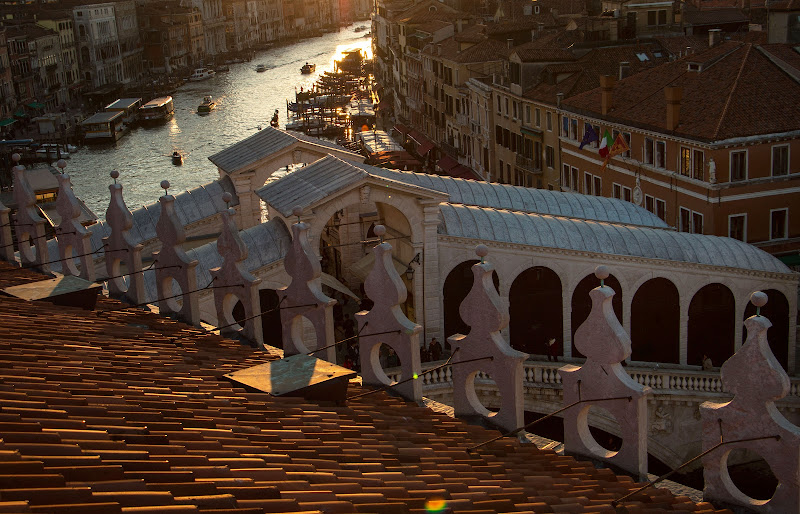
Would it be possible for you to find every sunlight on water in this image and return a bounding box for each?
[67,24,371,217]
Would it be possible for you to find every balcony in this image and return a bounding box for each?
[440,141,463,158]
[515,154,541,174]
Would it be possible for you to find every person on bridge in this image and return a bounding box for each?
[546,338,559,362]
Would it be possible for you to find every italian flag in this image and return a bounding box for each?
[598,130,613,158]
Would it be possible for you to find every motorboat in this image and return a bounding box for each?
[139,96,174,124]
[301,62,316,74]
[197,95,216,114]
[35,143,76,159]
[256,64,268,72]
[189,67,215,81]
[172,151,183,165]
[270,109,279,128]
[354,25,368,32]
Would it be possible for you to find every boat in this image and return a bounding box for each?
[197,95,216,114]
[354,25,368,32]
[301,62,316,74]
[285,117,325,131]
[214,64,230,73]
[81,111,128,143]
[172,151,183,165]
[256,64,267,72]
[270,109,279,128]
[104,98,142,126]
[35,143,76,159]
[189,67,216,81]
[139,96,175,124]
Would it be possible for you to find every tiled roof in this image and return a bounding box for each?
[562,42,800,141]
[439,204,791,273]
[0,263,730,513]
[393,0,460,23]
[683,6,748,25]
[208,128,298,174]
[512,43,576,62]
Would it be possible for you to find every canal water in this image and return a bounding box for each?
[67,24,372,217]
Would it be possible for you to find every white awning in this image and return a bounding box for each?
[320,272,361,300]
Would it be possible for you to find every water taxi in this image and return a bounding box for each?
[139,96,174,124]
[104,98,142,126]
[81,111,127,143]
[301,62,316,74]
[256,64,268,72]
[198,95,216,114]
[189,67,216,81]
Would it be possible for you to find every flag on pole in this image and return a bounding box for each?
[579,124,599,150]
[598,130,613,158]
[600,134,631,172]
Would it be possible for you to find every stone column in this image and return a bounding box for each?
[561,265,651,481]
[679,297,689,366]
[232,171,259,230]
[0,200,13,262]
[104,171,145,305]
[422,202,441,343]
[411,241,423,326]
[12,155,49,273]
[54,160,95,282]
[448,245,527,432]
[700,291,800,513]
[153,181,200,325]
[211,192,264,348]
[562,278,573,359]
[356,225,422,403]
[733,292,745,352]
[279,207,336,362]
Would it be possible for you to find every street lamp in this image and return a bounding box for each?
[404,252,421,280]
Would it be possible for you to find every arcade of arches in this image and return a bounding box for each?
[443,262,792,370]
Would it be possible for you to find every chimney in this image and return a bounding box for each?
[507,38,514,49]
[686,46,691,55]
[556,92,564,108]
[618,61,630,80]
[708,28,721,47]
[457,19,463,33]
[665,86,682,131]
[600,75,615,115]
[437,44,441,55]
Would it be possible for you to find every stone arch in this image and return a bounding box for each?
[631,277,680,363]
[571,273,623,358]
[502,256,567,298]
[688,283,735,368]
[257,288,283,348]
[509,266,562,356]
[743,289,790,371]
[443,260,499,340]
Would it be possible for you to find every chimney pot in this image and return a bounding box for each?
[665,86,682,131]
[507,38,514,49]
[618,61,630,80]
[556,92,564,108]
[599,75,616,115]
[708,28,721,47]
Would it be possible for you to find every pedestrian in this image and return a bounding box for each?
[546,338,558,362]
[702,354,713,370]
[420,343,430,363]
[429,337,442,361]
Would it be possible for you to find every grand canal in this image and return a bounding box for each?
[68,24,371,216]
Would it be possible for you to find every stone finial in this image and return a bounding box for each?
[103,171,145,304]
[594,264,609,281]
[56,159,67,172]
[356,239,422,402]
[0,199,13,262]
[560,273,651,480]
[448,256,527,432]
[54,166,96,282]
[161,180,170,194]
[12,163,49,272]
[279,219,336,361]
[211,193,263,347]
[153,188,200,325]
[700,293,800,512]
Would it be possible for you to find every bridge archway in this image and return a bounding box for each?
[443,260,499,341]
[509,266,562,356]
[743,289,789,371]
[688,283,735,368]
[571,273,622,359]
[631,277,679,364]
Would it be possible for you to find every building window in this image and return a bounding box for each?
[525,105,531,124]
[546,111,552,131]
[692,212,703,234]
[499,159,504,182]
[513,101,518,119]
[680,207,703,233]
[656,199,666,221]
[729,214,746,242]
[623,132,631,157]
[730,150,747,182]
[562,164,570,188]
[680,147,691,176]
[535,108,541,127]
[645,194,654,213]
[613,183,621,199]
[561,116,569,137]
[545,146,554,168]
[571,166,579,191]
[772,145,789,176]
[593,176,602,196]
[692,150,704,180]
[584,172,592,194]
[644,138,654,165]
[570,119,578,140]
[770,208,788,239]
[655,141,666,168]
[496,95,501,114]
[504,97,509,115]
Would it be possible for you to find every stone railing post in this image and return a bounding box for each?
[211,192,264,348]
[153,180,200,325]
[447,245,527,432]
[279,207,336,361]
[0,199,13,262]
[560,265,651,480]
[356,225,423,403]
[103,170,145,304]
[54,160,95,282]
[12,154,49,273]
[700,291,800,512]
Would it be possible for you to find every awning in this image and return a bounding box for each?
[521,126,542,137]
[437,155,459,172]
[320,272,360,300]
[392,123,409,135]
[13,110,28,118]
[26,102,45,109]
[0,118,16,127]
[447,164,478,180]
[408,130,435,156]
[349,252,409,282]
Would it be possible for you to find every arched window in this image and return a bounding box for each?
[509,266,562,356]
[688,283,734,368]
[631,277,679,363]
